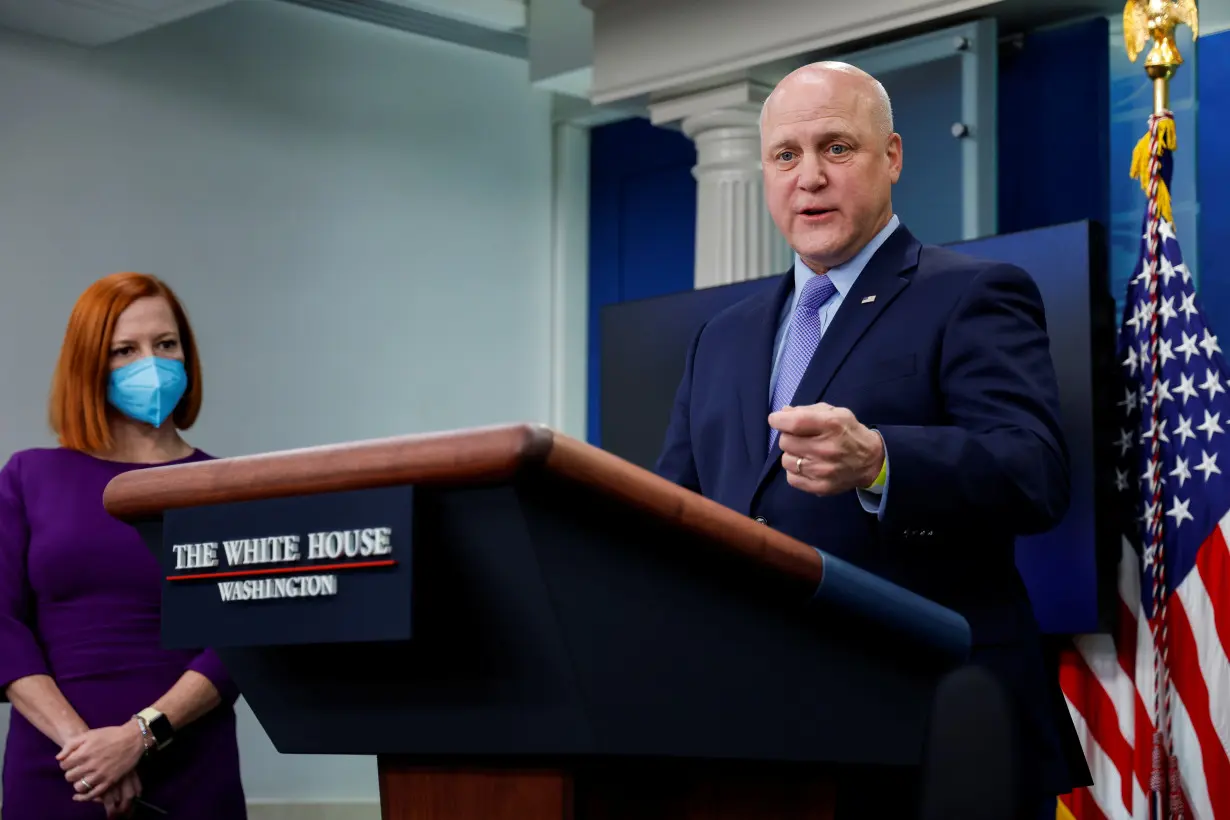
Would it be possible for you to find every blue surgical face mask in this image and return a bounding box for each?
[107,356,189,427]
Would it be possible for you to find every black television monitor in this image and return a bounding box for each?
[599,220,1117,635]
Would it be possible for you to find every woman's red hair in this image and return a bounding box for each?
[49,272,203,454]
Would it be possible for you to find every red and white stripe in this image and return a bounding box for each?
[1059,515,1230,818]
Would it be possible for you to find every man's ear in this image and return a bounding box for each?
[886,133,903,184]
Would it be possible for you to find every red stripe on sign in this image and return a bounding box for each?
[167,560,397,581]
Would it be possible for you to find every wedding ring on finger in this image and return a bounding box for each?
[795,456,805,475]
[79,777,92,791]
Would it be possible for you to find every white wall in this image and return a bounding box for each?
[0,0,556,805]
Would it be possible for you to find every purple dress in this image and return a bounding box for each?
[0,447,246,819]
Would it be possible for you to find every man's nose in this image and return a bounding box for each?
[796,154,826,190]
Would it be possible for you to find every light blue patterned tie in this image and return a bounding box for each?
[768,273,837,452]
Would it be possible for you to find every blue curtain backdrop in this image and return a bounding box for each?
[587,17,1229,447]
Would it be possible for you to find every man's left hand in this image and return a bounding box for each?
[57,720,145,803]
[769,403,884,496]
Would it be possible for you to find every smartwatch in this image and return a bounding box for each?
[136,708,175,752]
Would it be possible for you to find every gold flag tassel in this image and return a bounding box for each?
[1130,116,1176,227]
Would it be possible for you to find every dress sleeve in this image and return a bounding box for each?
[186,649,239,707]
[0,453,50,700]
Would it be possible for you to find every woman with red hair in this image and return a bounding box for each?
[0,273,246,818]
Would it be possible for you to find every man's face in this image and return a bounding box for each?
[761,71,902,272]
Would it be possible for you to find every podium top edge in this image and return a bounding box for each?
[102,423,553,519]
[101,423,827,591]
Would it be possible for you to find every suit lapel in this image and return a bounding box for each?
[749,226,923,505]
[733,273,795,477]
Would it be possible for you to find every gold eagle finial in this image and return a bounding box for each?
[1124,0,1199,68]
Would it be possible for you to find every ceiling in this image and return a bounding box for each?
[0,0,531,52]
[0,0,1193,113]
[276,0,526,56]
[0,0,1134,52]
[276,0,528,57]
[0,0,234,45]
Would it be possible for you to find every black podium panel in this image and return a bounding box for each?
[140,475,956,768]
[158,485,413,649]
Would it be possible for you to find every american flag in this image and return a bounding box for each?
[1058,113,1230,819]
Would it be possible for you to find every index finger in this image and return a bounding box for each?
[56,737,85,761]
[59,748,86,769]
[768,403,840,436]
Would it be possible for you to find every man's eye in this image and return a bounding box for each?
[779,151,796,161]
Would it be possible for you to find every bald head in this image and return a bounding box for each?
[760,62,894,142]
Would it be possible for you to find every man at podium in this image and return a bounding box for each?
[655,61,1082,817]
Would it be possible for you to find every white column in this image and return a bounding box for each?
[650,81,792,290]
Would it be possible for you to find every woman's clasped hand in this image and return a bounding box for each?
[57,720,147,816]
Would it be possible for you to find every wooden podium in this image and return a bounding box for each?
[102,424,971,820]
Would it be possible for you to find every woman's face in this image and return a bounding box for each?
[109,296,184,372]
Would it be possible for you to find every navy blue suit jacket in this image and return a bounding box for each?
[655,223,1084,795]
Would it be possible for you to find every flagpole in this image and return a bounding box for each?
[1123,4,1198,818]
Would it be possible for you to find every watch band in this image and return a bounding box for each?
[136,708,174,751]
[134,715,154,754]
